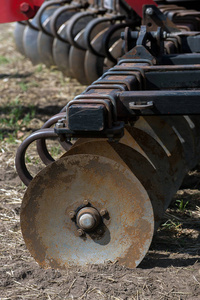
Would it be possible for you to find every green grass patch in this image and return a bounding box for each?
[18,81,28,92]
[35,64,43,72]
[161,219,182,232]
[0,97,36,141]
[0,55,10,64]
[175,199,189,211]
[50,145,62,158]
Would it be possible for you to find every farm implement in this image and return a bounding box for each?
[1,0,200,268]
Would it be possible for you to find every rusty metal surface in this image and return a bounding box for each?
[134,117,187,210]
[65,138,165,227]
[21,154,154,269]
[161,116,197,169]
[64,112,196,229]
[63,128,174,229]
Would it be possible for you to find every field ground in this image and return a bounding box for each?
[0,23,200,300]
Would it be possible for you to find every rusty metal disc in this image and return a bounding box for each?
[62,122,187,230]
[104,38,123,68]
[69,29,88,84]
[52,9,85,78]
[62,134,172,230]
[52,26,72,77]
[53,38,71,75]
[23,25,41,65]
[37,31,54,67]
[21,154,154,269]
[84,22,110,83]
[37,8,75,68]
[14,22,26,56]
[84,28,109,83]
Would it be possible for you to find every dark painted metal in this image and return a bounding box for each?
[15,128,58,186]
[120,90,200,115]
[36,112,72,166]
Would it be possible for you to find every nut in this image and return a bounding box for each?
[69,211,76,219]
[77,228,84,236]
[56,122,65,128]
[100,209,108,217]
[83,199,89,206]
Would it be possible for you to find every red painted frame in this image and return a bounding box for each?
[0,0,156,23]
[0,0,44,23]
[125,0,157,17]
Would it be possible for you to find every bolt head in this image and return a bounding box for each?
[163,31,167,39]
[20,2,30,13]
[77,228,84,236]
[78,213,96,230]
[83,199,89,206]
[145,7,154,16]
[69,211,76,219]
[100,209,108,217]
[97,228,103,234]
[56,122,64,128]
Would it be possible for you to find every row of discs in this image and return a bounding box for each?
[14,0,136,84]
[20,114,200,269]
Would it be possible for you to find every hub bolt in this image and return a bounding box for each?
[76,207,100,231]
[78,213,96,230]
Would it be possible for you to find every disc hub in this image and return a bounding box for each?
[76,207,101,232]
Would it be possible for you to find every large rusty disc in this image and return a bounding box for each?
[62,134,172,230]
[21,154,154,269]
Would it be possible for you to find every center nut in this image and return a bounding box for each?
[76,207,101,232]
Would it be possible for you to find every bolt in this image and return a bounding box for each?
[77,228,84,236]
[56,118,65,128]
[100,209,108,217]
[97,228,103,234]
[78,213,96,230]
[20,2,30,13]
[56,122,64,128]
[145,7,154,16]
[83,199,89,206]
[69,211,76,219]
[163,31,167,39]
[152,58,157,65]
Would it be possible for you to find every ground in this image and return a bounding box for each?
[0,23,200,300]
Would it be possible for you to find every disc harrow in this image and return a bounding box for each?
[14,2,200,268]
[13,0,139,84]
[13,0,200,84]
